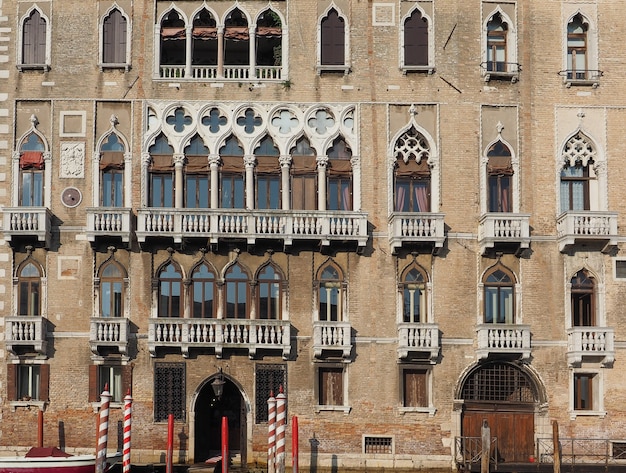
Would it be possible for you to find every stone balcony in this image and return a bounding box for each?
[476,324,531,360]
[159,65,283,81]
[86,208,133,245]
[557,211,618,252]
[5,316,48,357]
[567,327,615,367]
[2,207,53,248]
[136,208,368,249]
[148,318,291,360]
[397,322,440,362]
[388,212,446,254]
[312,321,352,360]
[89,317,130,359]
[478,213,531,255]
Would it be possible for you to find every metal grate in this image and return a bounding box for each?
[613,442,626,460]
[461,361,536,403]
[364,436,393,454]
[154,362,185,422]
[255,364,287,423]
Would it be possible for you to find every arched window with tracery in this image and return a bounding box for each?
[219,136,245,209]
[149,134,174,208]
[99,261,125,318]
[224,263,250,319]
[318,262,344,322]
[290,137,317,210]
[403,9,428,67]
[191,262,217,318]
[394,127,431,213]
[18,261,42,316]
[100,133,125,207]
[22,9,47,66]
[327,137,352,211]
[571,269,595,327]
[160,10,186,68]
[483,265,515,324]
[102,8,128,65]
[320,8,346,66]
[486,13,508,72]
[19,133,45,207]
[192,9,217,67]
[158,263,182,318]
[567,14,588,80]
[560,132,596,213]
[224,9,249,67]
[401,265,428,323]
[256,9,282,68]
[255,135,281,210]
[184,135,210,209]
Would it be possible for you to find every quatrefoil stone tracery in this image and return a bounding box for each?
[272,110,299,134]
[308,109,335,135]
[201,108,228,133]
[394,128,430,163]
[166,108,193,133]
[562,133,597,167]
[237,108,263,134]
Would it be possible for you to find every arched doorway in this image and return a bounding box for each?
[460,361,539,463]
[194,375,246,465]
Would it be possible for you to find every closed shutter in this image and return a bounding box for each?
[321,11,345,65]
[121,364,132,396]
[35,14,46,64]
[39,364,50,402]
[404,12,428,66]
[88,365,99,402]
[404,369,427,407]
[6,364,17,401]
[320,368,343,405]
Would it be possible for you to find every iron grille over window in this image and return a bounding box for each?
[154,362,185,422]
[461,362,536,403]
[364,436,393,454]
[255,364,286,423]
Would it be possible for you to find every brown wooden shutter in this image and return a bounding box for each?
[88,365,99,402]
[321,11,345,65]
[39,364,50,402]
[320,368,343,405]
[404,13,428,66]
[404,369,427,407]
[6,364,17,401]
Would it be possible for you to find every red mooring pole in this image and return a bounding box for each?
[292,416,299,473]
[267,391,276,473]
[221,416,229,473]
[166,414,174,473]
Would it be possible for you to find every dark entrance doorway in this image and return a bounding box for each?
[460,361,538,463]
[194,377,245,464]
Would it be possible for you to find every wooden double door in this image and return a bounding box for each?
[462,402,535,463]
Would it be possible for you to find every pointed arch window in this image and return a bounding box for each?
[394,128,431,212]
[224,9,249,66]
[100,134,125,207]
[401,266,427,323]
[257,265,282,320]
[327,137,352,211]
[290,137,317,211]
[224,264,250,319]
[102,8,128,65]
[184,135,210,209]
[560,133,596,213]
[256,10,282,68]
[255,135,280,210]
[220,136,245,209]
[192,9,217,67]
[320,9,346,66]
[21,9,47,67]
[160,10,186,68]
[100,262,124,318]
[191,263,216,319]
[403,9,428,67]
[571,270,595,327]
[18,262,41,316]
[486,13,507,72]
[19,133,45,207]
[158,263,182,318]
[483,266,514,324]
[149,135,174,208]
[318,264,343,322]
[567,14,588,80]
[487,140,513,212]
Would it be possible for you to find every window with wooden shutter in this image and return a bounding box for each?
[321,9,345,66]
[404,10,428,67]
[403,368,428,407]
[22,10,47,66]
[103,8,127,65]
[7,364,18,401]
[319,367,343,406]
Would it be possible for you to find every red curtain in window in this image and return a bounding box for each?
[100,151,124,170]
[161,27,185,40]
[192,27,218,40]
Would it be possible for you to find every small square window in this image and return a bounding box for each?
[614,260,626,280]
[18,365,41,401]
[571,370,604,417]
[318,366,343,406]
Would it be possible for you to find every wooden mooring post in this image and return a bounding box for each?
[481,420,490,473]
[553,420,561,473]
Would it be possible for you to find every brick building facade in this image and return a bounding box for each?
[1,0,626,470]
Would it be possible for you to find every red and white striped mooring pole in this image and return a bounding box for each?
[267,390,276,473]
[95,384,111,473]
[122,390,132,473]
[275,386,286,473]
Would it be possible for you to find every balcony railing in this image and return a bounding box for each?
[312,321,352,360]
[148,318,291,359]
[559,69,603,88]
[567,327,615,367]
[556,211,618,252]
[389,212,445,253]
[86,208,133,244]
[397,322,440,361]
[476,324,531,360]
[89,317,130,358]
[2,207,53,248]
[160,65,283,81]
[136,208,368,248]
[481,61,521,82]
[478,213,531,254]
[5,316,48,356]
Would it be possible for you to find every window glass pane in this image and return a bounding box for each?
[485,287,497,323]
[500,287,513,323]
[395,181,410,212]
[102,281,112,317]
[234,177,245,208]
